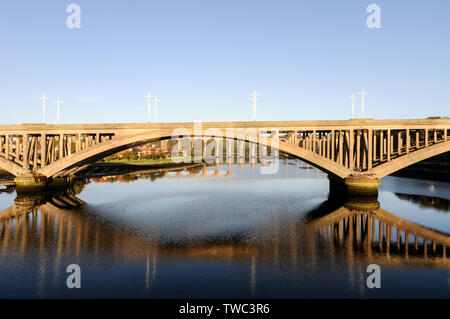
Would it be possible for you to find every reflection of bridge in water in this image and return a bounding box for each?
[394,193,449,212]
[0,190,448,296]
[83,163,234,182]
[307,202,449,263]
[0,193,448,270]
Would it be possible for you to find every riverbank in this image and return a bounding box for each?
[100,158,175,165]
[99,155,205,165]
[0,159,206,188]
[1,153,448,184]
[76,161,205,178]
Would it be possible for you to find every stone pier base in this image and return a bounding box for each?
[13,173,75,194]
[344,174,380,196]
[328,174,380,197]
[14,192,47,207]
[14,173,48,192]
[344,195,380,211]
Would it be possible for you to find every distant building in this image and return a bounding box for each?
[92,177,108,183]
[116,148,134,157]
[133,146,169,157]
[107,144,171,160]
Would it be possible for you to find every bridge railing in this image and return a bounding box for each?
[279,127,448,172]
[0,132,115,171]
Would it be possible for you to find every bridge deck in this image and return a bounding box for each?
[0,118,450,133]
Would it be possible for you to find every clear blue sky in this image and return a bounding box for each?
[0,0,449,124]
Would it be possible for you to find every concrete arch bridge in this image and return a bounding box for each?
[0,119,448,192]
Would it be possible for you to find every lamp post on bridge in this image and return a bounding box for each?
[250,90,260,121]
[349,93,358,119]
[40,93,49,123]
[359,88,368,118]
[54,98,63,124]
[153,96,160,123]
[145,90,154,123]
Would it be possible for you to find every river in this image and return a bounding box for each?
[0,160,448,298]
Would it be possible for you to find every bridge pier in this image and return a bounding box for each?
[14,173,48,192]
[344,174,380,196]
[344,193,380,211]
[14,173,75,193]
[328,174,380,197]
[14,191,47,207]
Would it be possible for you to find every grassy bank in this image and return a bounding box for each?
[101,158,174,165]
[98,156,205,166]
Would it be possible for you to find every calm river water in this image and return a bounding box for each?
[0,161,448,298]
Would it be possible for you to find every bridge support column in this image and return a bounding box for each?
[14,173,75,193]
[344,174,380,196]
[5,134,9,160]
[328,174,380,198]
[14,173,48,192]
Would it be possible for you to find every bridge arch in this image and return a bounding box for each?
[0,157,28,177]
[369,141,450,178]
[36,129,352,179]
